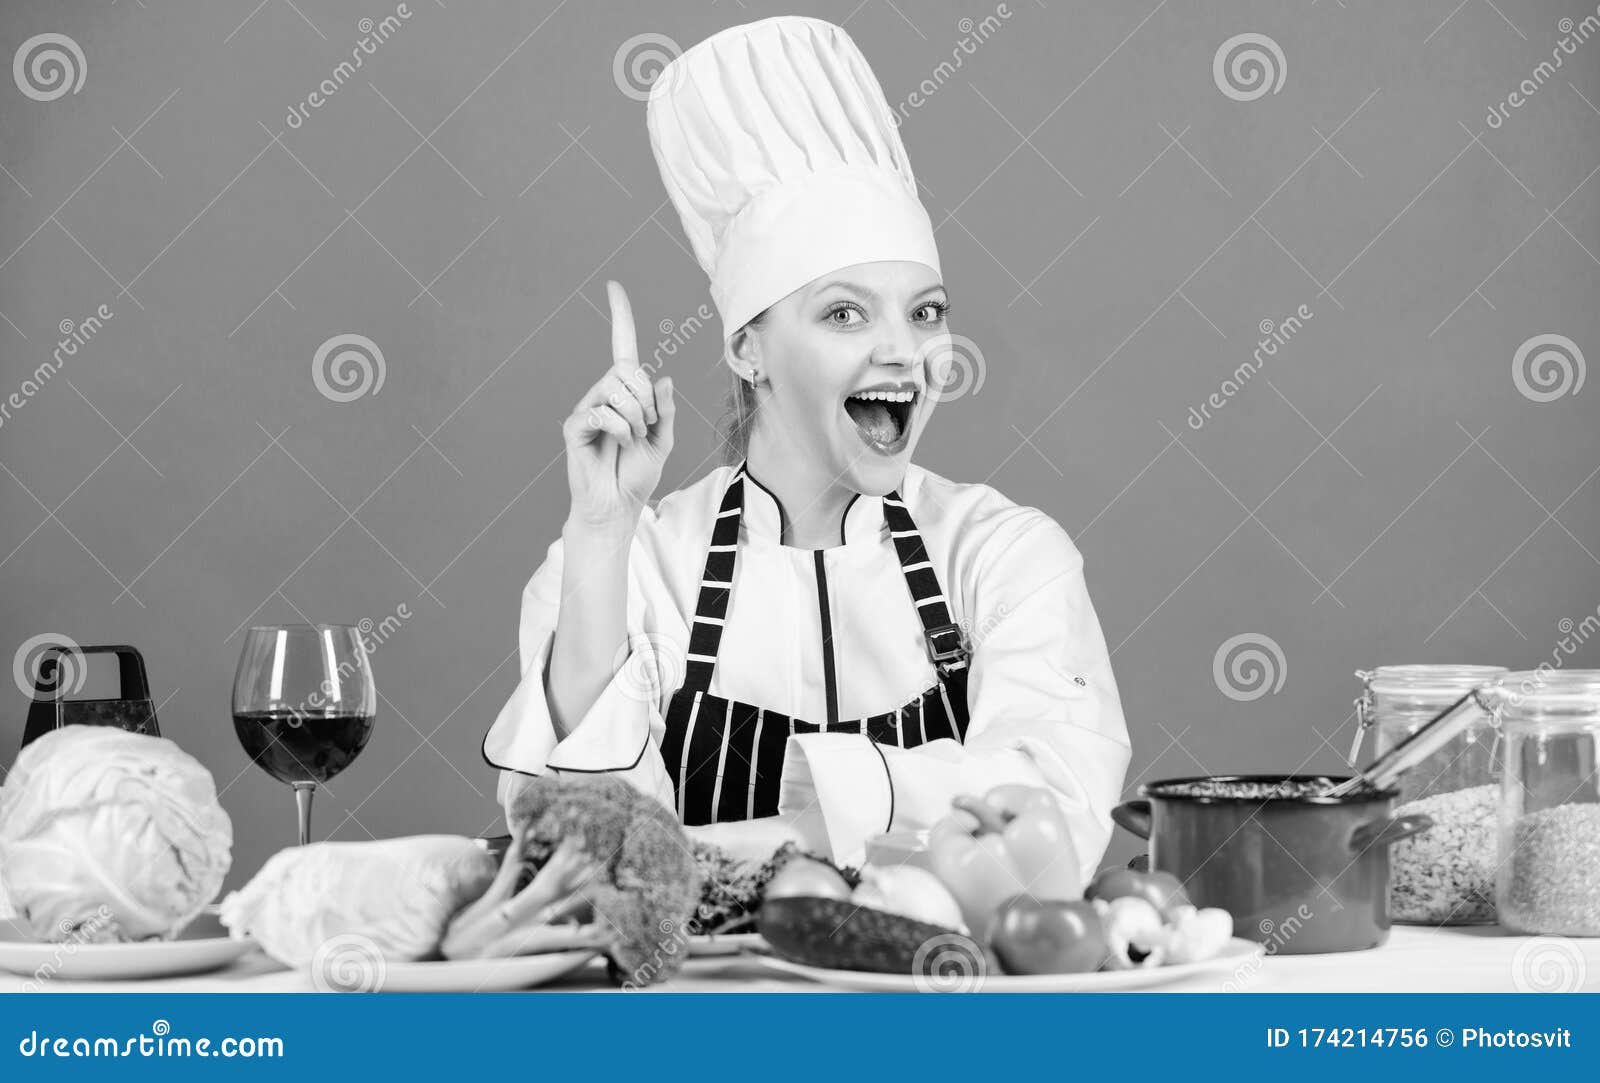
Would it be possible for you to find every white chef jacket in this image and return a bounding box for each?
[483,462,1131,879]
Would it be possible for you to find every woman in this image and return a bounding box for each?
[484,16,1130,877]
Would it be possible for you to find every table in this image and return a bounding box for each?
[2,925,1596,993]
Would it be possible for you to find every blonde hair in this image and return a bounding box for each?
[719,306,770,465]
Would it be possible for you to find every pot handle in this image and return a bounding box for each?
[1111,800,1152,840]
[1349,812,1433,853]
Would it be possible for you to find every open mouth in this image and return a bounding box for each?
[843,385,918,455]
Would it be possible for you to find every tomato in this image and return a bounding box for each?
[763,857,852,902]
[987,896,1110,975]
[1084,867,1192,920]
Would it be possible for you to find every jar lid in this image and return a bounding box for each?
[1495,669,1600,715]
[1350,685,1500,793]
[1359,664,1507,696]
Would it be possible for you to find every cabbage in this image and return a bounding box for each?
[217,836,497,966]
[0,725,233,942]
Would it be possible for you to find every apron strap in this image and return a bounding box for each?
[882,492,970,677]
[680,466,747,692]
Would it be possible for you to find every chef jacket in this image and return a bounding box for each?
[483,462,1131,879]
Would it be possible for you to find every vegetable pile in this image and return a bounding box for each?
[758,783,1235,978]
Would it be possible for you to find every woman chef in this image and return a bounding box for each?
[483,16,1131,879]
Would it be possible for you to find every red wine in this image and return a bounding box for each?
[232,710,374,784]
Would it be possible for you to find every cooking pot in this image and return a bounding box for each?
[1112,774,1432,955]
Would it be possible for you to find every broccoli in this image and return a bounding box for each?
[440,775,702,985]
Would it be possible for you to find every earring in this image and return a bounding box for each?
[744,368,761,385]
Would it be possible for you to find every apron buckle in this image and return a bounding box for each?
[924,622,969,676]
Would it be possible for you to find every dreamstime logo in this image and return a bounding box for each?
[19,905,116,991]
[1212,633,1287,702]
[578,302,707,433]
[1220,904,1312,991]
[1186,304,1313,431]
[312,333,386,403]
[355,603,411,656]
[1213,33,1286,102]
[613,33,682,101]
[650,304,714,370]
[267,609,408,730]
[1512,936,1588,993]
[1512,333,1584,403]
[961,601,1011,652]
[891,5,1015,123]
[14,33,86,102]
[922,334,986,403]
[13,633,88,700]
[1498,605,1600,713]
[911,932,987,993]
[283,5,414,130]
[619,902,715,990]
[613,633,686,704]
[310,932,387,993]
[1485,12,1600,129]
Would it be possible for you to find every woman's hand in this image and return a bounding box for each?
[562,280,677,531]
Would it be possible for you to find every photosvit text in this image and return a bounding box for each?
[1266,1026,1574,1049]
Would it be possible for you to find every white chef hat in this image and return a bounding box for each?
[646,16,941,342]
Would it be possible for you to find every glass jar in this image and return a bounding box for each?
[1353,664,1507,925]
[1494,669,1600,936]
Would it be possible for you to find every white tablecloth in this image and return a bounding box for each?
[1,925,1595,993]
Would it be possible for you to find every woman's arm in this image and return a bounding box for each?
[544,519,635,741]
[546,279,676,739]
[488,280,680,809]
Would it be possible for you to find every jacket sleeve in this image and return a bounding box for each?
[777,509,1132,880]
[483,527,678,818]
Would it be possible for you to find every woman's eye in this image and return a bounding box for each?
[825,303,865,326]
[915,302,949,324]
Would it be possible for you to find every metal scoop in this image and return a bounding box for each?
[1321,683,1500,798]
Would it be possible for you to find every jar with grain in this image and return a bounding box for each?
[1352,664,1506,925]
[1495,669,1600,936]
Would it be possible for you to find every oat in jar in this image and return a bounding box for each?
[1495,669,1600,936]
[1352,665,1506,925]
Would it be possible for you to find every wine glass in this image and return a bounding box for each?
[232,624,376,845]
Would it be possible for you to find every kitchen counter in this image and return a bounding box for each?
[2,924,1595,993]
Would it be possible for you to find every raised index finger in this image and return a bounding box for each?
[607,280,640,373]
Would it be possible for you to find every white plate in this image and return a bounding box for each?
[0,911,254,982]
[366,950,599,993]
[688,932,765,957]
[756,937,1263,992]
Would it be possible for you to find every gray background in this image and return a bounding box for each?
[1,0,1596,888]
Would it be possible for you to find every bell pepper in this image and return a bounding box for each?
[927,783,1084,939]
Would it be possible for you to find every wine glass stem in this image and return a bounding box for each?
[292,781,315,846]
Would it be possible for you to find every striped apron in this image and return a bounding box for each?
[658,464,972,826]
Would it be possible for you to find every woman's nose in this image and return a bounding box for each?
[871,322,921,369]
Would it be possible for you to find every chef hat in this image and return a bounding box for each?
[646,16,941,341]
